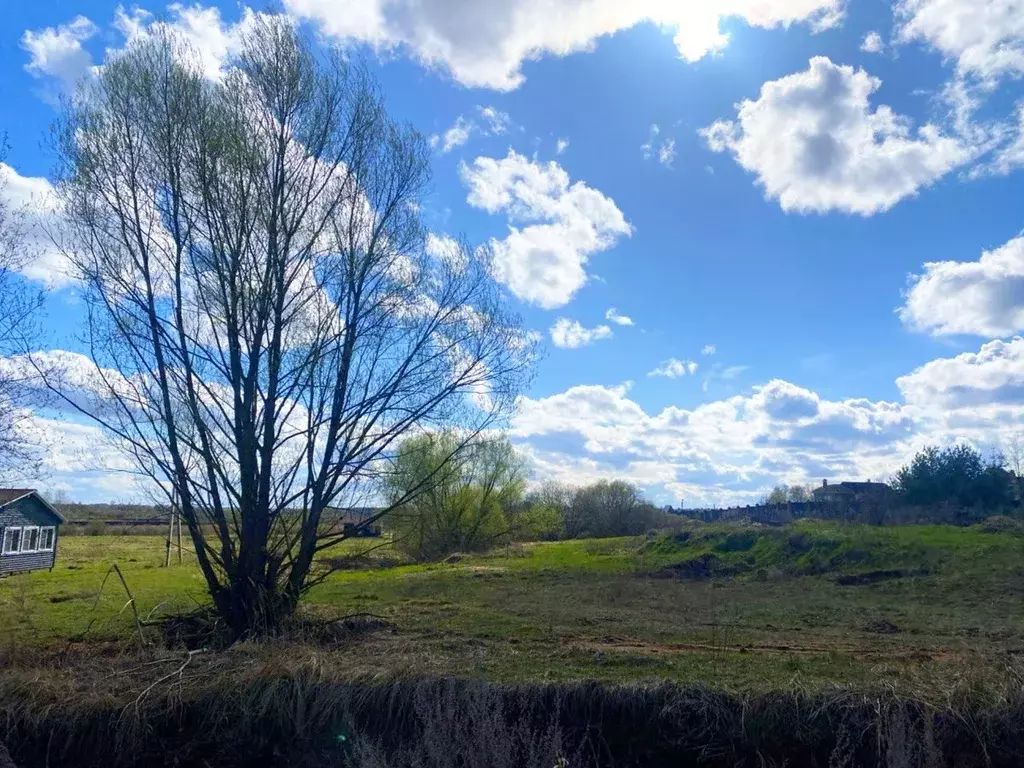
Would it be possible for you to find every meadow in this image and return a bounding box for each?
[4,520,1024,766]
[5,520,1024,692]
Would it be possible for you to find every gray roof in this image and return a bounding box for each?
[0,489,66,523]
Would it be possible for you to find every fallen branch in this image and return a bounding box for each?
[67,563,147,650]
[130,649,205,713]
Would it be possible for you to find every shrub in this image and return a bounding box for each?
[386,433,525,561]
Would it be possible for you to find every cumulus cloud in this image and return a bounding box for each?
[113,5,266,81]
[556,138,570,155]
[282,0,844,90]
[0,164,74,287]
[702,344,717,356]
[900,234,1024,337]
[23,5,275,98]
[860,31,885,53]
[510,336,1024,506]
[512,376,915,506]
[21,15,98,95]
[460,150,631,308]
[15,413,142,501]
[430,106,512,153]
[896,0,1024,84]
[549,318,613,349]
[701,56,972,215]
[648,358,699,378]
[604,307,634,326]
[897,337,1024,431]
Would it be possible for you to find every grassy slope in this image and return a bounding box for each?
[3,522,1024,694]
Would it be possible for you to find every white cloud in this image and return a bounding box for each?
[604,307,634,326]
[896,0,1024,84]
[113,5,262,81]
[549,318,613,349]
[460,150,631,308]
[860,31,885,53]
[512,376,915,506]
[556,138,570,155]
[900,234,1024,337]
[642,125,676,168]
[993,104,1024,174]
[701,56,973,215]
[23,5,275,99]
[702,344,717,356]
[21,15,98,95]
[658,138,677,168]
[431,115,475,152]
[430,106,511,153]
[478,105,511,134]
[425,232,468,273]
[702,363,748,392]
[0,164,74,288]
[648,358,699,378]
[282,0,844,90]
[897,337,1024,433]
[511,336,1024,505]
[641,124,661,160]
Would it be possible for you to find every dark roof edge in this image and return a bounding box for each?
[0,490,66,523]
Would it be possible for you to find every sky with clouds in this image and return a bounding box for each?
[2,0,1024,505]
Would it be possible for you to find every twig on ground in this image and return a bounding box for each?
[129,649,205,713]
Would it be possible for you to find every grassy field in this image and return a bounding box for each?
[3,520,1024,696]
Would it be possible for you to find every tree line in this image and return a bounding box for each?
[757,443,1021,525]
[384,431,663,560]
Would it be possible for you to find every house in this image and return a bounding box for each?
[325,507,382,537]
[0,489,64,575]
[812,479,892,505]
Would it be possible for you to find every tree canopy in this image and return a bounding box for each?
[893,444,1014,511]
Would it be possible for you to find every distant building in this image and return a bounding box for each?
[324,507,382,537]
[812,479,892,505]
[0,489,65,575]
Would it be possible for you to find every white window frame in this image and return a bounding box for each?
[2,526,23,555]
[39,526,55,552]
[19,526,40,553]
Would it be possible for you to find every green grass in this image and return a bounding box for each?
[3,522,1024,694]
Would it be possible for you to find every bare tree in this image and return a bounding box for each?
[0,138,45,477]
[787,484,811,503]
[47,19,534,637]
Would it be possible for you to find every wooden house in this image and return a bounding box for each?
[0,489,64,575]
[325,507,383,537]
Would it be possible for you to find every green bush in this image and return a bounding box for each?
[385,432,525,561]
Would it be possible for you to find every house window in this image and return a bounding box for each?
[24,527,39,552]
[39,527,55,551]
[2,527,22,555]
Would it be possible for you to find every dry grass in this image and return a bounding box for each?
[1,642,1024,767]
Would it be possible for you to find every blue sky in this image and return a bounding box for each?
[3,0,1024,504]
